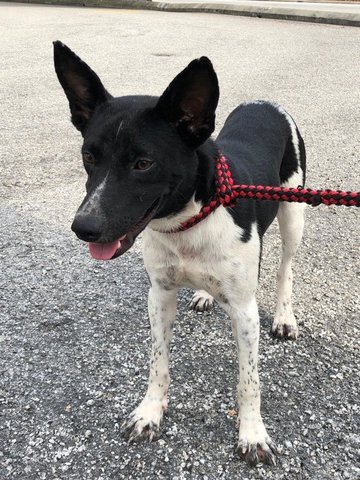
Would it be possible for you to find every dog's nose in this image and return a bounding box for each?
[71,215,103,242]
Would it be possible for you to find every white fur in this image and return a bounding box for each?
[77,172,109,216]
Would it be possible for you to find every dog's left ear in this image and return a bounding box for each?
[156,57,219,148]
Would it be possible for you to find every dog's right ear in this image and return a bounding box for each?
[53,41,110,135]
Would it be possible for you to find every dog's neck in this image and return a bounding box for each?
[193,141,218,204]
[150,140,218,233]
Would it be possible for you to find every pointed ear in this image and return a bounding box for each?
[53,41,111,134]
[156,57,219,148]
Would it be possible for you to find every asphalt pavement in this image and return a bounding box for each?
[0,3,359,480]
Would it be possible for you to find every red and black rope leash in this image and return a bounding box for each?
[175,153,359,233]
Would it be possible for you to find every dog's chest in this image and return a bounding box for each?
[165,246,229,292]
[143,208,260,301]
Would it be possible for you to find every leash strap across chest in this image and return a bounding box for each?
[174,153,360,233]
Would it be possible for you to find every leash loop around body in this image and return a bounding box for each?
[174,153,359,233]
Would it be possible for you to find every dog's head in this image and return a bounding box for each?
[53,41,219,259]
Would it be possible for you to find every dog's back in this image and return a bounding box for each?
[217,101,306,237]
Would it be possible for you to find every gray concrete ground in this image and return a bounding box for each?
[0,3,359,479]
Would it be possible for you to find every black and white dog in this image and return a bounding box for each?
[54,41,306,466]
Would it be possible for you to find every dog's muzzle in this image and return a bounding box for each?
[73,198,162,261]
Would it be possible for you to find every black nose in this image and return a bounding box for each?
[71,215,103,242]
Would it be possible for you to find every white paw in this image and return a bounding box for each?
[189,290,214,312]
[237,418,279,466]
[272,311,298,339]
[122,397,167,442]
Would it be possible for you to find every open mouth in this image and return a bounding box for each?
[88,199,161,261]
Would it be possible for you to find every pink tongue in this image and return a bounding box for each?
[88,239,120,260]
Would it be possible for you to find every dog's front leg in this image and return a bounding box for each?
[122,285,176,442]
[224,297,278,465]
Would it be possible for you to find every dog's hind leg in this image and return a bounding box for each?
[272,113,306,339]
[272,174,305,339]
[122,286,176,441]
[189,290,214,312]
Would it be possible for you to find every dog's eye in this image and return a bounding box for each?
[134,158,154,171]
[82,152,95,165]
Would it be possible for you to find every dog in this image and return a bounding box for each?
[53,41,306,466]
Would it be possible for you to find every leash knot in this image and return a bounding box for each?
[215,154,237,207]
